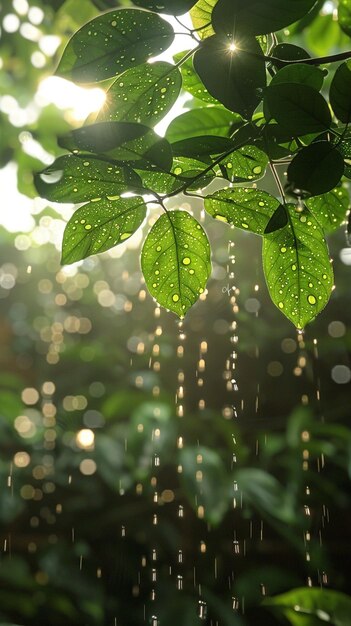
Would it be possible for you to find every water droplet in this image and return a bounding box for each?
[182,257,191,265]
[84,224,92,231]
[278,301,284,309]
[215,214,228,223]
[280,246,287,253]
[121,232,131,241]
[292,264,297,271]
[253,166,262,174]
[156,245,162,252]
[241,222,249,229]
[308,294,316,305]
[258,201,265,207]
[172,294,179,302]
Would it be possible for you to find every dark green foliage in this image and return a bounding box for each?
[34,0,351,327]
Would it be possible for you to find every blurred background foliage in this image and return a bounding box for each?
[1,0,351,625]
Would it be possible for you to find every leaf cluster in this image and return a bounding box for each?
[35,0,351,328]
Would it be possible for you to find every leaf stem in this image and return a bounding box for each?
[266,49,351,67]
[173,47,198,70]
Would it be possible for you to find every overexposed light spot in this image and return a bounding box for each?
[28,6,44,25]
[39,35,61,56]
[229,42,237,52]
[76,428,95,449]
[0,163,35,232]
[37,77,106,121]
[13,0,29,15]
[340,248,351,265]
[3,13,20,32]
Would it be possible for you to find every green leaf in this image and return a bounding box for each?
[212,0,318,36]
[336,134,351,178]
[347,211,351,245]
[263,83,331,135]
[339,0,351,37]
[132,0,198,14]
[204,188,283,234]
[263,203,334,329]
[287,141,345,197]
[305,187,350,233]
[237,468,297,524]
[34,155,141,203]
[173,51,219,104]
[264,587,351,626]
[193,34,266,118]
[330,60,351,123]
[222,145,269,182]
[166,107,240,143]
[137,156,216,193]
[56,9,174,83]
[190,0,217,39]
[62,196,146,264]
[270,63,325,90]
[141,210,211,317]
[171,135,233,160]
[97,62,182,127]
[270,43,311,62]
[59,121,173,171]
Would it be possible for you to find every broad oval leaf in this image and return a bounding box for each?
[56,9,174,83]
[190,0,217,39]
[193,34,266,119]
[263,204,334,329]
[264,587,351,626]
[204,188,284,234]
[212,0,318,36]
[141,210,211,317]
[166,107,240,143]
[330,60,351,123]
[287,141,345,197]
[222,145,268,182]
[34,155,141,203]
[62,196,147,264]
[339,0,351,37]
[263,83,331,135]
[98,62,182,127]
[305,187,350,233]
[173,51,219,104]
[270,43,310,62]
[59,121,173,171]
[133,0,197,14]
[171,135,233,160]
[270,63,325,91]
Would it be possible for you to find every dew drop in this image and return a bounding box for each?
[182,257,191,266]
[308,294,316,305]
[121,232,131,241]
[172,294,179,302]
[84,224,92,231]
[253,166,262,174]
[278,301,284,309]
[215,214,228,223]
[241,222,249,229]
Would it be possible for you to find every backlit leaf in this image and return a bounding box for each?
[204,188,283,234]
[190,0,217,39]
[287,141,344,196]
[330,60,351,123]
[166,107,239,143]
[56,9,174,83]
[305,187,350,233]
[59,121,173,171]
[263,83,331,135]
[173,51,219,104]
[141,210,211,317]
[132,0,198,14]
[263,204,333,328]
[212,0,318,36]
[98,62,182,127]
[222,145,268,182]
[62,196,147,264]
[270,63,325,90]
[35,155,141,203]
[171,135,233,160]
[193,34,266,118]
[264,587,351,626]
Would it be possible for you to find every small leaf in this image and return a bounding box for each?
[263,83,331,135]
[132,0,198,14]
[173,51,219,104]
[171,135,233,160]
[166,107,240,143]
[237,469,297,524]
[212,0,318,36]
[62,196,146,264]
[56,9,174,83]
[287,141,345,197]
[305,187,350,233]
[193,34,266,118]
[141,210,211,317]
[264,587,351,626]
[189,0,217,39]
[264,204,288,234]
[222,145,268,182]
[270,63,325,90]
[330,60,351,123]
[263,204,334,329]
[34,155,141,203]
[339,0,351,37]
[59,121,173,171]
[204,188,282,234]
[98,62,182,127]
[270,43,311,62]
